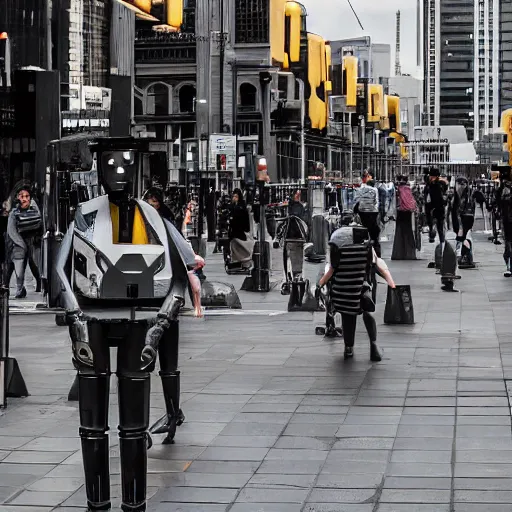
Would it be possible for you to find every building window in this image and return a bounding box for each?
[235,0,269,44]
[146,83,171,116]
[239,83,258,111]
[179,84,196,113]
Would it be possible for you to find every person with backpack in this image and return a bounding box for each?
[496,167,512,277]
[354,171,381,257]
[392,176,417,260]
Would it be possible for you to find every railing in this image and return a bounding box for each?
[135,28,197,64]
[135,46,196,64]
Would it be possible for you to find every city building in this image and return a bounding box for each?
[422,0,509,142]
[388,75,423,140]
[330,37,391,83]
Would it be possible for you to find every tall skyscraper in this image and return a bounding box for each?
[423,0,504,141]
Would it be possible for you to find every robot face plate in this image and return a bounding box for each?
[100,150,137,194]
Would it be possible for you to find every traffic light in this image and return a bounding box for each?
[387,95,401,132]
[284,1,302,68]
[367,84,384,123]
[116,0,158,21]
[342,55,358,108]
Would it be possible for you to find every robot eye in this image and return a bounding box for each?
[122,151,134,164]
[108,158,115,166]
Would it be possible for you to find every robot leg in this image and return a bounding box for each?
[117,322,151,512]
[150,320,184,444]
[76,322,111,511]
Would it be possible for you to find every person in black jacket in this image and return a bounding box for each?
[496,167,512,277]
[424,168,448,244]
[229,189,253,268]
[144,188,175,224]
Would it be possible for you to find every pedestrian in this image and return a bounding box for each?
[318,226,396,362]
[495,166,512,277]
[354,170,381,257]
[424,168,449,245]
[228,188,253,270]
[144,188,204,317]
[6,187,42,298]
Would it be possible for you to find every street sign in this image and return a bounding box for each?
[209,134,236,171]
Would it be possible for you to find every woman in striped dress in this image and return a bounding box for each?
[319,226,396,361]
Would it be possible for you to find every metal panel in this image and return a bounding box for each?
[111,1,135,77]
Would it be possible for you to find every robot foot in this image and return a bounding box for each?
[427,262,436,269]
[87,502,111,511]
[121,503,145,512]
[281,283,290,296]
[149,410,185,444]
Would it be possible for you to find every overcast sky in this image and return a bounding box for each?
[301,0,420,77]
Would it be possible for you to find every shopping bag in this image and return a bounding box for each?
[384,285,415,325]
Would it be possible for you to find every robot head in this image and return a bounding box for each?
[99,150,137,196]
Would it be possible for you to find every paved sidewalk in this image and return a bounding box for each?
[1,231,512,511]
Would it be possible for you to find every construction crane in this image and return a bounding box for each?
[346,0,364,31]
[395,10,401,76]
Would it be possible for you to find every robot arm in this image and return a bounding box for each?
[56,223,93,367]
[141,219,193,370]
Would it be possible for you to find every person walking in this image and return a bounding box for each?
[354,171,381,257]
[6,187,42,298]
[228,188,253,270]
[424,168,448,245]
[318,226,396,362]
[495,167,512,277]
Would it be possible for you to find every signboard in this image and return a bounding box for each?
[209,134,236,171]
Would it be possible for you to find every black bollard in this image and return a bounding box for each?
[0,286,29,407]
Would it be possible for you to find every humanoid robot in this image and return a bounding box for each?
[55,138,196,512]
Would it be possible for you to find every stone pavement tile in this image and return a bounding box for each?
[147,503,229,512]
[386,463,451,478]
[264,448,328,461]
[2,451,74,465]
[230,505,302,512]
[0,437,34,450]
[257,459,324,475]
[219,422,285,437]
[302,505,373,512]
[232,412,293,424]
[383,477,451,489]
[187,460,261,474]
[456,437,512,450]
[44,464,84,479]
[352,397,405,407]
[146,472,252,488]
[325,450,390,463]
[316,473,382,489]
[247,473,316,488]
[170,432,219,446]
[210,435,279,448]
[457,396,509,407]
[380,489,451,503]
[454,478,512,490]
[402,407,455,416]
[321,460,387,475]
[396,425,454,438]
[18,437,80,452]
[146,444,205,461]
[457,381,506,392]
[307,488,376,503]
[197,447,269,462]
[0,486,18,502]
[404,397,456,407]
[241,402,299,413]
[0,450,10,461]
[0,463,55,477]
[274,436,333,450]
[182,411,237,423]
[454,490,512,503]
[7,490,75,507]
[399,415,454,426]
[26,477,84,492]
[296,405,351,414]
[454,506,512,512]
[332,438,394,450]
[378,506,450,512]
[393,438,453,451]
[347,407,403,416]
[147,458,191,474]
[235,487,309,503]
[344,415,401,425]
[336,424,398,438]
[455,463,512,478]
[290,414,346,424]
[283,423,339,437]
[456,415,511,426]
[150,486,239,504]
[456,425,511,437]
[390,451,451,464]
[0,507,53,512]
[457,406,510,416]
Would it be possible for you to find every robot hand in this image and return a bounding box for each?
[140,294,185,370]
[66,310,94,367]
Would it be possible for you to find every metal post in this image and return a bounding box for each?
[0,286,8,408]
[360,116,365,174]
[299,79,306,184]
